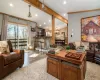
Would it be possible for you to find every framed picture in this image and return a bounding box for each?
[81,15,100,42]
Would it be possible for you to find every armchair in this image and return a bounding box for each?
[0,40,24,79]
[86,42,98,62]
[95,51,100,64]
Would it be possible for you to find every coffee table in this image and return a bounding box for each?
[47,50,86,80]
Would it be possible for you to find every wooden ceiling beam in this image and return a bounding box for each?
[24,0,68,23]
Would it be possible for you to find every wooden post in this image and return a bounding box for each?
[51,15,55,45]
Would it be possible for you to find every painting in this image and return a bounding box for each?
[81,15,100,42]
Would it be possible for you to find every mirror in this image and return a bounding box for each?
[37,11,52,37]
[55,18,68,45]
[30,7,52,50]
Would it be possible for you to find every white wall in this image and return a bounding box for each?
[68,10,100,43]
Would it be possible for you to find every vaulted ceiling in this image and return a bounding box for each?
[0,0,100,29]
[40,0,100,19]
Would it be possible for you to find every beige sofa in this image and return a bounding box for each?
[72,41,89,50]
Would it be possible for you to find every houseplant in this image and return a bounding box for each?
[66,45,70,52]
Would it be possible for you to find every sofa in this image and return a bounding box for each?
[86,42,100,64]
[0,40,24,79]
[68,42,89,50]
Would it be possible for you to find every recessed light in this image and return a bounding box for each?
[39,25,42,26]
[9,3,14,7]
[49,20,51,22]
[35,14,38,17]
[63,1,67,4]
[44,22,46,25]
[64,13,66,16]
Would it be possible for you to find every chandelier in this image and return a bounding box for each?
[28,5,32,17]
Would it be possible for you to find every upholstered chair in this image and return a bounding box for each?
[86,42,98,62]
[0,40,24,79]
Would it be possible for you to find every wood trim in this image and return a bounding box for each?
[67,23,68,44]
[81,15,100,19]
[24,0,68,23]
[0,12,37,24]
[81,18,83,42]
[68,8,100,14]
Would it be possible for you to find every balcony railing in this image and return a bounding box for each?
[7,39,27,50]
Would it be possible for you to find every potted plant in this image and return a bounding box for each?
[66,45,70,52]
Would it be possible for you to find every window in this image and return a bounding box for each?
[89,28,93,34]
[94,29,96,33]
[7,22,28,50]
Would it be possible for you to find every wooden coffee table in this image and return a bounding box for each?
[47,50,86,80]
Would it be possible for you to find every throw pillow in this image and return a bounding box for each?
[0,41,10,54]
[81,42,89,50]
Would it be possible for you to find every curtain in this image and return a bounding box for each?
[1,15,8,40]
[27,21,31,47]
[27,21,37,48]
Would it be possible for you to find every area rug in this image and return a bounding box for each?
[3,58,100,80]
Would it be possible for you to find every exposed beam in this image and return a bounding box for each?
[51,16,55,45]
[68,8,100,14]
[24,0,68,23]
